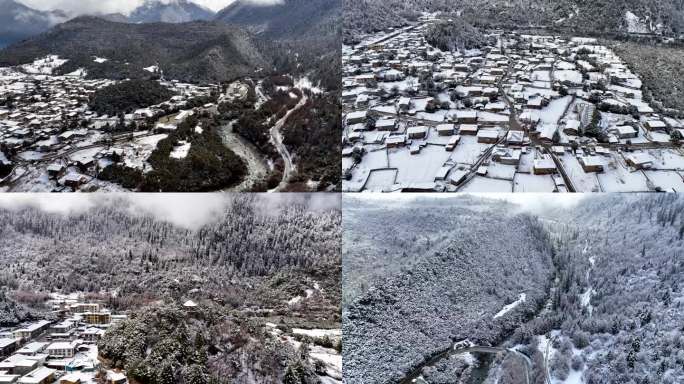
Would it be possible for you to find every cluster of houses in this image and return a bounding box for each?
[341,18,684,193]
[0,297,128,384]
[0,56,219,191]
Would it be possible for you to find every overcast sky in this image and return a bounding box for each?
[0,193,339,230]
[16,0,283,15]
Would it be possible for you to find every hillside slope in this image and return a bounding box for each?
[344,0,684,43]
[0,0,67,47]
[0,16,271,83]
[343,197,554,384]
[216,0,341,40]
[129,0,215,23]
[541,195,684,383]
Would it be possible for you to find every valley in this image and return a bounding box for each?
[342,194,684,384]
[0,0,342,192]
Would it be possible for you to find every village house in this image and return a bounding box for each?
[0,373,19,384]
[69,303,99,314]
[459,124,479,136]
[609,125,638,139]
[626,153,654,170]
[644,120,666,131]
[345,111,368,125]
[477,129,499,144]
[82,312,111,326]
[492,147,522,165]
[105,371,127,384]
[436,124,455,136]
[62,173,88,190]
[17,367,55,384]
[375,118,397,131]
[385,135,406,148]
[0,355,42,376]
[14,343,47,357]
[0,340,17,358]
[45,341,78,358]
[563,120,581,135]
[406,126,428,140]
[397,97,411,113]
[12,322,51,341]
[506,130,524,145]
[579,156,604,173]
[453,110,478,124]
[533,156,557,175]
[445,135,461,151]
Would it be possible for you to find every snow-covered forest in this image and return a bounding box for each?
[343,196,555,383]
[343,194,684,384]
[531,195,684,384]
[0,195,340,302]
[0,194,342,384]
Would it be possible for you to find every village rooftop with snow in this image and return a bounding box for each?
[0,55,233,192]
[342,15,684,193]
[0,293,128,384]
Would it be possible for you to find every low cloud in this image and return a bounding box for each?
[0,193,339,231]
[15,0,250,16]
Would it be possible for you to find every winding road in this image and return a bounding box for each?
[269,96,308,192]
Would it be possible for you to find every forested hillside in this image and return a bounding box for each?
[343,194,684,383]
[344,0,684,44]
[216,0,340,41]
[0,16,271,83]
[217,0,342,91]
[343,196,554,384]
[0,291,42,326]
[1,195,341,384]
[531,195,684,384]
[0,195,340,304]
[424,19,493,52]
[89,80,175,116]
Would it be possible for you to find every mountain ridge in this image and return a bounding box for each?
[344,0,684,43]
[129,0,215,23]
[0,0,67,47]
[216,0,341,40]
[0,16,272,83]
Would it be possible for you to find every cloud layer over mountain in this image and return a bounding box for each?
[16,0,280,15]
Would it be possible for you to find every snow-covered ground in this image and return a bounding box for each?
[292,329,342,339]
[494,293,526,319]
[170,141,191,159]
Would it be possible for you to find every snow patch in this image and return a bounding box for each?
[143,65,160,73]
[295,77,323,94]
[21,55,68,75]
[625,11,649,34]
[292,329,341,339]
[169,141,191,159]
[494,293,526,319]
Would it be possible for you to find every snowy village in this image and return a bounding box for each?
[0,294,128,384]
[342,16,684,193]
[0,55,234,192]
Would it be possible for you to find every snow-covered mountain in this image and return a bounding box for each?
[216,0,341,39]
[128,0,215,23]
[0,0,67,47]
